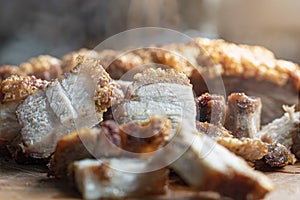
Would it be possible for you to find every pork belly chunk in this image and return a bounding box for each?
[151,122,274,200]
[16,57,120,158]
[117,68,197,137]
[0,75,49,154]
[49,116,170,178]
[225,93,262,138]
[70,158,168,200]
[196,93,226,126]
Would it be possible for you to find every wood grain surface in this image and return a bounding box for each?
[0,158,299,200]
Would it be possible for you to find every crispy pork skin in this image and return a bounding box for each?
[225,93,262,138]
[49,116,170,178]
[19,55,62,80]
[16,57,119,158]
[196,122,268,162]
[0,65,25,82]
[0,75,49,154]
[70,159,168,199]
[152,122,274,200]
[196,93,226,126]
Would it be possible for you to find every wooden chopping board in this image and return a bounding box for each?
[0,158,299,200]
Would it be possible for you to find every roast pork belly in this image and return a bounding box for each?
[196,93,226,126]
[49,116,171,178]
[90,37,300,124]
[19,55,62,80]
[117,68,197,136]
[16,56,120,158]
[70,158,168,200]
[196,122,268,162]
[0,75,49,154]
[225,93,262,138]
[152,122,274,200]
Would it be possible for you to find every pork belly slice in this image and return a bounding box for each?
[196,122,268,162]
[19,55,62,80]
[49,116,170,178]
[117,68,197,136]
[70,158,168,200]
[196,93,226,126]
[225,93,262,138]
[152,122,274,200]
[0,75,49,153]
[16,57,120,158]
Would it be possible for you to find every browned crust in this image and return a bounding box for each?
[72,56,122,113]
[19,55,62,80]
[194,38,300,90]
[0,65,25,82]
[196,122,232,138]
[132,67,191,87]
[0,75,49,104]
[61,48,100,74]
[215,137,268,162]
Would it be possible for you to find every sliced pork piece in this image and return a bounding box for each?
[291,123,300,158]
[255,105,300,150]
[225,93,262,138]
[196,93,226,126]
[16,57,120,158]
[49,116,170,178]
[0,75,49,154]
[152,122,274,200]
[117,68,197,136]
[19,55,62,80]
[70,158,168,200]
[196,122,268,162]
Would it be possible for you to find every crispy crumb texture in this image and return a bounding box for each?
[19,55,62,80]
[0,75,49,104]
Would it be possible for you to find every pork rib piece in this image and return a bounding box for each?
[196,93,226,126]
[0,75,49,154]
[152,122,274,200]
[16,56,120,158]
[49,116,171,178]
[70,158,168,200]
[225,93,262,138]
[196,122,268,162]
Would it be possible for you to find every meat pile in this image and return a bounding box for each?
[1,37,300,200]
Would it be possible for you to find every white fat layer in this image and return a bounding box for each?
[122,83,196,137]
[255,105,300,148]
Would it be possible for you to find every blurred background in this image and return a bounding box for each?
[0,0,299,65]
